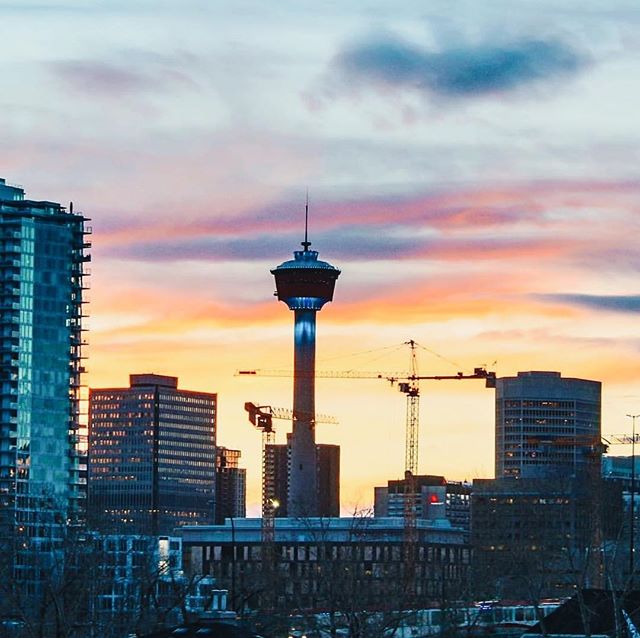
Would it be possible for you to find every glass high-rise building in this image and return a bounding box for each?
[88,374,217,534]
[0,178,90,569]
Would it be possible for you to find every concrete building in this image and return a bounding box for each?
[603,455,640,484]
[602,455,640,584]
[470,371,616,598]
[264,439,340,518]
[471,477,623,597]
[495,371,601,479]
[374,475,471,541]
[0,177,90,582]
[181,516,469,611]
[88,374,217,534]
[317,442,340,517]
[264,442,289,517]
[215,447,246,523]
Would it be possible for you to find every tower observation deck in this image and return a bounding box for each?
[271,238,340,517]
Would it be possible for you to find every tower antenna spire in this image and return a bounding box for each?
[302,190,311,250]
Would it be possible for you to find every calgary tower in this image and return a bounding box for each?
[271,209,340,516]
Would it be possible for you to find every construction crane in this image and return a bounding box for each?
[245,401,338,607]
[608,433,640,446]
[240,342,495,483]
[240,341,496,599]
[244,402,337,535]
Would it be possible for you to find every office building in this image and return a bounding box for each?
[470,371,614,597]
[0,178,90,577]
[215,447,246,523]
[374,475,471,538]
[602,455,640,585]
[264,443,289,518]
[89,374,216,534]
[264,439,340,518]
[603,455,640,484]
[471,477,622,597]
[495,371,601,479]
[181,516,468,611]
[316,443,340,517]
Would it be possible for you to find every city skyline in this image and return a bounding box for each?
[2,1,640,512]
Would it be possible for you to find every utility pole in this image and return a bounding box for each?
[627,413,640,587]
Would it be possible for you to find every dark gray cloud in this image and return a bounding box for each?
[536,293,640,313]
[336,34,584,97]
[104,225,427,263]
[102,222,559,265]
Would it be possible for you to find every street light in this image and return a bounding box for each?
[229,516,236,611]
[626,413,640,587]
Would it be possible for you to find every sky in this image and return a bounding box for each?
[1,0,640,513]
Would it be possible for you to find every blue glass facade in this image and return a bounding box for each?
[0,178,90,573]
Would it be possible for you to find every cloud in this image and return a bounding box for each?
[335,34,584,97]
[50,55,197,97]
[102,224,576,266]
[94,178,639,267]
[101,226,426,262]
[51,60,158,97]
[537,294,640,314]
[94,187,544,249]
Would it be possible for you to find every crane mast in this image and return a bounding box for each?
[245,401,337,523]
[240,344,496,602]
[401,340,420,596]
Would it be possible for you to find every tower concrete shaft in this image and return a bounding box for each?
[271,246,340,517]
[291,308,317,514]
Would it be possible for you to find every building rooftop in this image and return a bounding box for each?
[0,177,24,202]
[272,248,340,271]
[130,373,179,389]
[179,515,462,545]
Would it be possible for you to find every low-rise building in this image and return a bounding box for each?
[374,475,472,540]
[181,516,469,612]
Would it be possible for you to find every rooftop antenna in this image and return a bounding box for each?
[301,190,311,250]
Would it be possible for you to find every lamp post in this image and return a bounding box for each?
[229,516,236,611]
[627,413,640,587]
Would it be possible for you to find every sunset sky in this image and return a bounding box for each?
[2,0,640,513]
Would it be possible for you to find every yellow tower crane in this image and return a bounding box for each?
[244,402,338,541]
[240,341,496,600]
